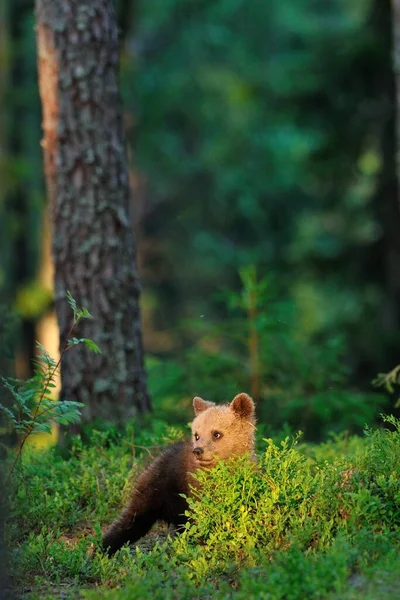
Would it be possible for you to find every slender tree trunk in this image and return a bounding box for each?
[392,0,400,202]
[380,0,400,332]
[35,0,151,422]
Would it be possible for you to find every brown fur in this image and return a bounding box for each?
[102,393,256,555]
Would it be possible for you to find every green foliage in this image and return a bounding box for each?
[3,0,400,596]
[235,540,400,600]
[2,0,398,429]
[148,271,386,439]
[118,0,397,387]
[1,345,81,436]
[66,291,94,324]
[0,293,100,479]
[67,337,102,354]
[9,423,186,545]
[174,436,343,575]
[7,416,400,599]
[374,366,400,407]
[175,419,400,581]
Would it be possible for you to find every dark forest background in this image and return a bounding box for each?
[1,0,400,440]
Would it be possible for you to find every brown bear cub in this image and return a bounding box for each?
[102,393,256,555]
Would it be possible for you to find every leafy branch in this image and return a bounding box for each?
[373,365,400,408]
[0,292,101,482]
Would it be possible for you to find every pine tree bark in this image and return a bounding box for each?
[35,0,151,421]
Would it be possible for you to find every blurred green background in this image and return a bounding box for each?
[1,0,399,439]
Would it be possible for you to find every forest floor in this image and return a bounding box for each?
[5,417,400,599]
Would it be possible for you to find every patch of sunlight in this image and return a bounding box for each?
[37,309,60,379]
[26,422,58,449]
[358,147,381,176]
[27,309,61,450]
[15,282,53,319]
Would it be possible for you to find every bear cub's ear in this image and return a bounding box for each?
[193,397,215,416]
[230,393,255,420]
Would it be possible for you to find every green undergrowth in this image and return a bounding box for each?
[5,416,400,599]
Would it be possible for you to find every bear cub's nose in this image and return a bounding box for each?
[193,447,204,457]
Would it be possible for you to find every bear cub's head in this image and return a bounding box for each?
[191,393,256,466]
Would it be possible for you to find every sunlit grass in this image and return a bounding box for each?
[6,416,400,599]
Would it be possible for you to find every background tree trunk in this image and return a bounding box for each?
[380,0,400,342]
[375,1,400,338]
[35,0,151,422]
[393,0,400,201]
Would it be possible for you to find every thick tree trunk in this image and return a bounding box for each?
[35,0,151,422]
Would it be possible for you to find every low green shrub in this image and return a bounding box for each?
[8,421,186,547]
[6,415,400,599]
[174,417,400,581]
[174,435,344,577]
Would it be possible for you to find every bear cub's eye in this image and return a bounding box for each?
[194,433,200,441]
[213,431,222,440]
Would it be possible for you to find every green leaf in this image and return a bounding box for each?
[0,404,18,426]
[66,291,93,322]
[67,337,101,354]
[35,341,57,368]
[79,307,93,320]
[55,400,83,413]
[31,422,52,434]
[66,290,78,314]
[14,423,30,434]
[83,339,102,354]
[68,337,84,346]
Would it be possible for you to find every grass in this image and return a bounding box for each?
[4,415,400,599]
